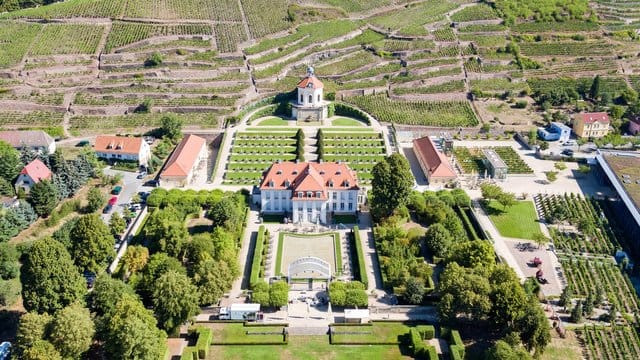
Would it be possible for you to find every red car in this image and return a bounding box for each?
[108,196,118,206]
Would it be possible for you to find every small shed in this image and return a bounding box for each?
[229,303,261,320]
[483,149,508,180]
[344,309,370,324]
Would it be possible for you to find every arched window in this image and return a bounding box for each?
[308,95,313,103]
[300,94,303,103]
[317,94,320,102]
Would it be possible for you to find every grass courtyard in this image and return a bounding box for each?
[208,335,411,360]
[276,232,341,277]
[485,200,543,240]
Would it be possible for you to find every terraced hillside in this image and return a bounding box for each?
[0,0,639,138]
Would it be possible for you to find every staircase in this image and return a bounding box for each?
[287,326,329,336]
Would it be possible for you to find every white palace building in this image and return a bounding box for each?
[258,161,362,224]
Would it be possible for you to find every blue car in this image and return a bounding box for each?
[0,342,11,360]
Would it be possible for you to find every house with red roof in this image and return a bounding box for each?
[291,66,330,124]
[15,159,52,193]
[159,134,207,187]
[573,112,610,138]
[259,161,362,224]
[412,136,457,187]
[94,135,151,166]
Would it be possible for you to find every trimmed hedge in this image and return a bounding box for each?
[335,103,370,124]
[416,325,435,340]
[180,347,198,360]
[249,225,267,286]
[195,327,212,359]
[449,330,465,359]
[351,227,368,288]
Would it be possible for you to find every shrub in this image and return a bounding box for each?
[514,100,528,108]
[145,52,163,67]
[416,325,435,340]
[194,327,212,359]
[249,226,266,286]
[334,103,369,124]
[351,227,368,288]
[180,347,198,360]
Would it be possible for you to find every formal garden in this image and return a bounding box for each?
[484,199,543,240]
[223,129,300,184]
[453,146,533,175]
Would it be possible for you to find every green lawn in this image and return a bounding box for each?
[257,117,290,126]
[330,323,411,344]
[209,335,412,360]
[331,117,366,126]
[208,323,286,344]
[486,200,543,240]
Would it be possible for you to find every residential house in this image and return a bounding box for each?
[259,161,362,224]
[537,122,571,142]
[573,112,610,138]
[412,136,457,186]
[628,118,640,135]
[159,134,207,187]
[0,130,56,154]
[14,159,52,193]
[94,135,151,166]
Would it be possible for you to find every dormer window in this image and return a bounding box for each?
[298,191,303,198]
[115,143,122,150]
[344,180,350,187]
[328,180,333,188]
[316,191,322,198]
[307,191,312,198]
[292,170,298,175]
[319,170,325,175]
[284,180,290,187]
[276,170,282,175]
[336,170,341,175]
[107,143,113,149]
[268,180,274,187]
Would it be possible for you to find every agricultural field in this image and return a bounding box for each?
[344,95,479,127]
[453,146,533,175]
[0,22,41,68]
[29,24,104,56]
[534,193,621,256]
[105,22,213,52]
[576,325,640,360]
[560,257,639,316]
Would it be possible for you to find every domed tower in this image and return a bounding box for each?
[291,66,329,124]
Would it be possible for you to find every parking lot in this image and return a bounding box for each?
[100,168,154,225]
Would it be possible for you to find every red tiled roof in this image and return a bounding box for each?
[20,159,52,183]
[577,112,610,124]
[160,134,206,178]
[413,136,457,179]
[94,135,144,155]
[260,162,358,193]
[297,75,324,89]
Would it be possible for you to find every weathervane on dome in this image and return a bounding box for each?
[306,66,315,77]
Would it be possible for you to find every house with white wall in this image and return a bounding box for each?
[94,135,151,166]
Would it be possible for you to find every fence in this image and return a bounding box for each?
[108,206,149,273]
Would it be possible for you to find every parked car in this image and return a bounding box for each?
[103,204,113,214]
[144,180,158,187]
[111,185,122,195]
[129,204,142,211]
[108,196,118,206]
[563,141,575,146]
[0,342,11,360]
[76,140,90,147]
[562,149,574,156]
[136,171,147,179]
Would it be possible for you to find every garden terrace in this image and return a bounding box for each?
[28,24,104,56]
[223,130,299,185]
[510,20,599,33]
[320,130,387,184]
[560,257,639,316]
[0,111,65,127]
[534,193,621,256]
[343,95,479,127]
[450,3,500,22]
[577,324,640,360]
[453,146,533,175]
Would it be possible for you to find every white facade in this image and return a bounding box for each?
[96,142,151,166]
[261,188,359,224]
[297,85,323,107]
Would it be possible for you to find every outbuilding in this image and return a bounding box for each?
[344,309,370,324]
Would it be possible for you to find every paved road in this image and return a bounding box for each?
[100,168,150,224]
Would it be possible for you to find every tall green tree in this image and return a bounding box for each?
[437,263,492,323]
[86,187,104,213]
[0,140,22,181]
[122,245,149,274]
[518,296,551,356]
[485,340,533,360]
[371,153,413,219]
[404,277,425,305]
[104,294,167,360]
[192,259,233,306]
[71,214,116,273]
[138,253,185,304]
[16,312,53,357]
[0,242,19,280]
[49,303,95,359]
[22,340,62,360]
[269,280,289,307]
[424,223,452,258]
[109,212,127,237]
[496,192,517,210]
[151,270,200,333]
[489,265,528,328]
[590,75,601,100]
[207,196,244,233]
[91,274,137,316]
[29,179,59,217]
[21,238,86,314]
[160,114,183,140]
